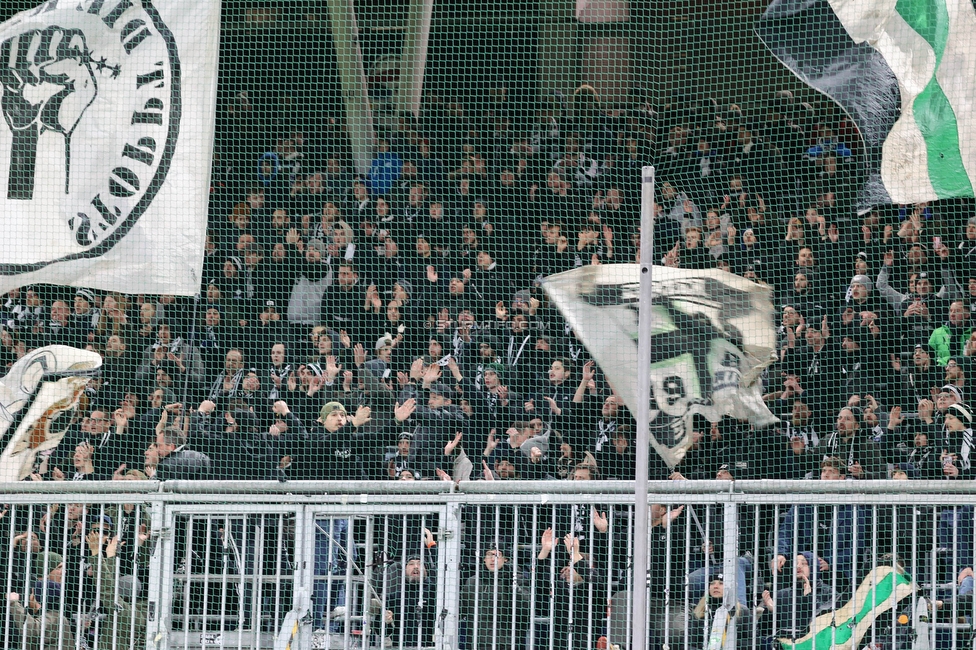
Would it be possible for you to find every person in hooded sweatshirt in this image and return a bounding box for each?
[877,254,951,346]
[289,401,373,630]
[286,238,334,326]
[296,401,373,481]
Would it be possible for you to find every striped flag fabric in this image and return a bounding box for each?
[757,0,976,207]
[777,565,914,650]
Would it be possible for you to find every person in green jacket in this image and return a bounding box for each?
[83,522,147,650]
[929,301,973,366]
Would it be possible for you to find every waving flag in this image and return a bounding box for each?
[543,264,778,469]
[758,0,976,207]
[0,345,101,482]
[778,565,914,650]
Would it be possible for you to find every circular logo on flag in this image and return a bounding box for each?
[0,1,180,274]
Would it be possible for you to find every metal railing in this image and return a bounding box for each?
[2,480,976,650]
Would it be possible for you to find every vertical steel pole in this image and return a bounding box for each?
[632,166,655,650]
[723,502,739,650]
[326,0,378,176]
[439,502,463,650]
[396,0,434,118]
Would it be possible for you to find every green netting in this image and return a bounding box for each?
[0,0,971,483]
[0,1,974,646]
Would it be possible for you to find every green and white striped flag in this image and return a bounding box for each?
[777,565,914,650]
[758,0,976,206]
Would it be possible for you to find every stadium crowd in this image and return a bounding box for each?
[1,87,972,486]
[0,85,975,647]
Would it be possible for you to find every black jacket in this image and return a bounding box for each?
[460,564,531,650]
[399,383,468,478]
[290,422,379,481]
[156,448,212,481]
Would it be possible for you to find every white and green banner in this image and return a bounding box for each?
[758,0,976,207]
[831,0,976,203]
[0,0,220,295]
[778,565,914,650]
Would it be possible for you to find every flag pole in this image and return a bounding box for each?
[179,293,201,418]
[632,166,655,650]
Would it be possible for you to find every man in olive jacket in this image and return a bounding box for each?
[84,524,147,650]
[9,580,75,650]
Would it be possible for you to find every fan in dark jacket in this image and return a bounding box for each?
[293,401,374,481]
[398,378,467,479]
[460,544,531,650]
[757,551,836,640]
[819,406,887,480]
[534,525,607,650]
[154,426,212,481]
[376,553,439,648]
[190,402,282,481]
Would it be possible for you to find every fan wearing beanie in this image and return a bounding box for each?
[8,580,75,648]
[844,273,883,315]
[939,403,974,479]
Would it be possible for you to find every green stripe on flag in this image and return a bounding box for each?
[895,0,974,198]
[779,567,912,650]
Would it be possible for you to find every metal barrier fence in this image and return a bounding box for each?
[2,480,976,650]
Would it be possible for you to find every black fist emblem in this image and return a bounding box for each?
[1,27,97,199]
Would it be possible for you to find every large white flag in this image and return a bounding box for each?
[0,0,220,295]
[543,264,778,468]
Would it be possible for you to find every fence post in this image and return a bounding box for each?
[722,500,739,650]
[291,505,313,650]
[145,494,171,650]
[438,501,463,650]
